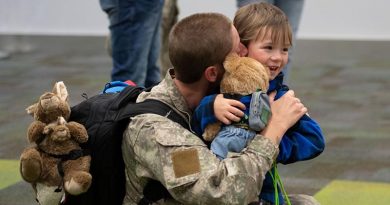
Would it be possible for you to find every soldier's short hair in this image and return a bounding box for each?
[169,13,233,84]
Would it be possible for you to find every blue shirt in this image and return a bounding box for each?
[192,72,325,204]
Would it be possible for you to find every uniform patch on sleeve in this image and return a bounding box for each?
[171,148,200,178]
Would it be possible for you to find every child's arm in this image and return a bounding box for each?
[278,114,325,164]
[272,88,325,164]
[268,84,325,164]
[191,94,245,136]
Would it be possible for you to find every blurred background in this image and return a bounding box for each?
[1,0,389,205]
[1,0,389,39]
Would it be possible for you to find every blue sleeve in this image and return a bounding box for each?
[277,112,325,164]
[273,87,325,164]
[191,94,218,136]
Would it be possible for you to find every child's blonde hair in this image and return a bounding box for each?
[234,2,292,47]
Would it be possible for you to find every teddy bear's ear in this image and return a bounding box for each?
[52,81,68,102]
[26,103,37,116]
[223,53,241,73]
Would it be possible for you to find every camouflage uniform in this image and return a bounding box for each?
[122,71,279,205]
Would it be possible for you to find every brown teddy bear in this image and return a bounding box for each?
[203,53,271,142]
[26,81,71,124]
[20,81,92,205]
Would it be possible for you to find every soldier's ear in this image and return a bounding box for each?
[204,66,220,83]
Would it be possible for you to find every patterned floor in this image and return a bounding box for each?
[0,36,389,205]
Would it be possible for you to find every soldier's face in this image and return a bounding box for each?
[206,26,242,95]
[230,25,246,56]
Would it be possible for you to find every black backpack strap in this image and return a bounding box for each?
[138,180,172,205]
[117,99,190,131]
[113,85,156,109]
[142,99,190,131]
[37,148,85,193]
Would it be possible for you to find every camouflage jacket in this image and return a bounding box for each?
[122,71,279,205]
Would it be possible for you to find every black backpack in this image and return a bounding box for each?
[64,85,189,205]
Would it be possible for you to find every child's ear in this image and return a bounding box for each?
[238,44,248,57]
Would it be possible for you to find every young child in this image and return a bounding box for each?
[192,3,325,205]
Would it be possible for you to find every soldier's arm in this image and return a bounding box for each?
[134,115,279,204]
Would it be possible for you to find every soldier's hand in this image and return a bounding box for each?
[270,90,307,130]
[261,90,307,145]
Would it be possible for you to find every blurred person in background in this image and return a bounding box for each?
[100,0,165,87]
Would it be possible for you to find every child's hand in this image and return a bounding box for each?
[214,94,245,125]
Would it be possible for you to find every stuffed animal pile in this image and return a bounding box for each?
[20,81,92,205]
[203,53,271,141]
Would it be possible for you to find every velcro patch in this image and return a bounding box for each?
[171,148,200,178]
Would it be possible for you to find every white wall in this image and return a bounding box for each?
[299,0,390,40]
[1,0,389,40]
[0,0,108,36]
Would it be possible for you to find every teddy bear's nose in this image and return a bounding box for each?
[53,129,70,141]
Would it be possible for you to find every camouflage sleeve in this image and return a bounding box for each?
[131,114,279,204]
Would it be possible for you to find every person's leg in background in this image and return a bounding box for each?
[145,1,165,87]
[159,0,178,78]
[274,0,304,84]
[236,0,304,84]
[100,0,164,87]
[236,0,262,7]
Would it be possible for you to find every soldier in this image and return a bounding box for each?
[122,12,307,204]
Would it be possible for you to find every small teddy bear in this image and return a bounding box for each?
[26,81,71,124]
[202,53,271,149]
[20,81,92,205]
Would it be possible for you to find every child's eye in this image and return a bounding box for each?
[264,46,273,50]
[283,48,289,52]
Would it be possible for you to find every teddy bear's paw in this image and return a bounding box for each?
[203,122,221,141]
[203,130,215,142]
[64,172,92,195]
[27,121,46,143]
[20,148,42,182]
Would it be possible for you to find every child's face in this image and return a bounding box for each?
[246,30,290,80]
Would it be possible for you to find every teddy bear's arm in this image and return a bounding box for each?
[67,121,88,143]
[27,121,47,143]
[203,122,222,142]
[26,103,37,117]
[58,102,71,120]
